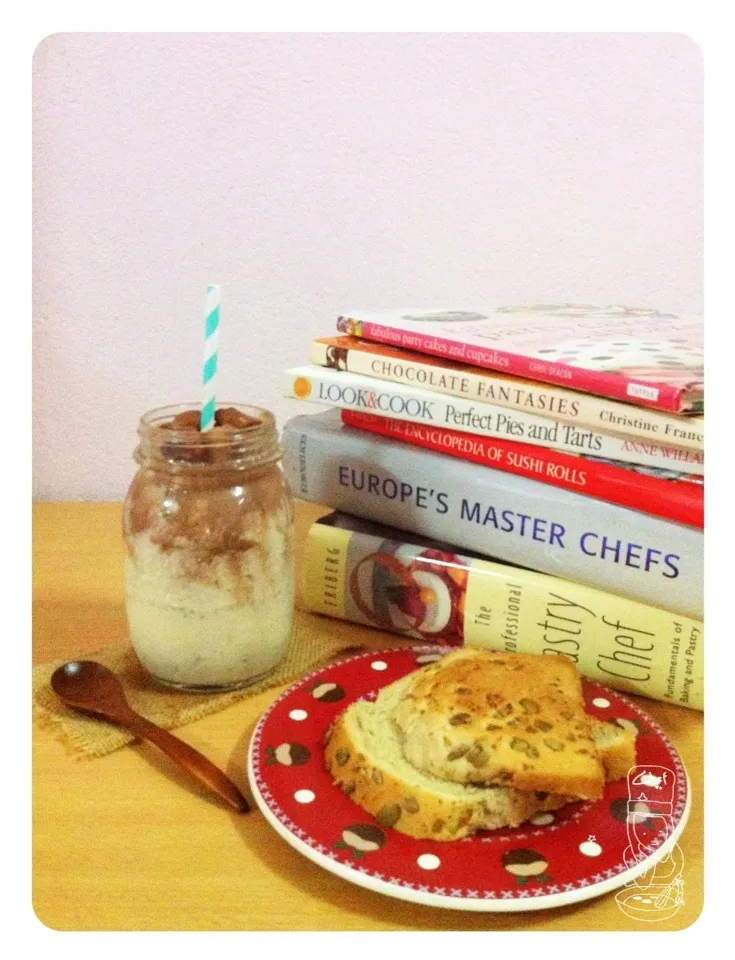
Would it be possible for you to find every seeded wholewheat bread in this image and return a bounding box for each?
[324,673,574,841]
[324,651,637,840]
[391,648,605,799]
[324,673,636,840]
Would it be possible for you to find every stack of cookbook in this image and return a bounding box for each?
[280,304,704,710]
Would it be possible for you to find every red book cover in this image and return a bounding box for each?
[337,305,703,414]
[341,409,703,529]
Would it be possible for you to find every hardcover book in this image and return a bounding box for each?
[284,364,704,475]
[311,335,704,450]
[282,410,703,619]
[335,305,703,414]
[341,409,703,529]
[303,512,703,710]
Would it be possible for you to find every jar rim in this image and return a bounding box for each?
[139,402,274,439]
[135,403,282,470]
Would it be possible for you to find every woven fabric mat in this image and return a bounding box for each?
[33,607,405,758]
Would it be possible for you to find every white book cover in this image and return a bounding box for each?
[310,336,704,451]
[282,410,703,619]
[284,364,704,475]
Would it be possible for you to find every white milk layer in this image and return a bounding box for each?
[125,526,294,688]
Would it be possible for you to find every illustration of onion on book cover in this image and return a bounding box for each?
[313,512,474,646]
[336,305,703,414]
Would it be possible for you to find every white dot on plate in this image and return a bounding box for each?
[579,840,603,857]
[371,660,388,671]
[289,709,308,721]
[592,697,611,708]
[294,789,315,804]
[417,853,441,871]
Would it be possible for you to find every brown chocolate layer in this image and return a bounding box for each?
[124,408,293,598]
[125,464,291,552]
[162,407,261,432]
[155,407,264,466]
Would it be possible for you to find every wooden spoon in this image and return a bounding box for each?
[50,660,249,813]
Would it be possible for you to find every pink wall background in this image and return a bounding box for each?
[32,32,703,501]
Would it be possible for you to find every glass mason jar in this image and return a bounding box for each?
[123,404,295,691]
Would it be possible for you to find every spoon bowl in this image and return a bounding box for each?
[50,660,249,813]
[51,661,133,720]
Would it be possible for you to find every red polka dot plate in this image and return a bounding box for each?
[247,647,690,912]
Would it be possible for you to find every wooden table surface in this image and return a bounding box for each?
[32,501,703,931]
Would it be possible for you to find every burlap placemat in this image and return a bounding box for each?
[33,608,405,758]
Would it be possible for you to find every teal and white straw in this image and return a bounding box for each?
[200,284,220,431]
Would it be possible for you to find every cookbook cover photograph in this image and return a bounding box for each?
[31,30,705,940]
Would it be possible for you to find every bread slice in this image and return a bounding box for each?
[324,652,638,841]
[324,674,574,841]
[324,674,636,841]
[390,648,605,800]
[591,718,637,781]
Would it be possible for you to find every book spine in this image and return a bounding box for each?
[282,410,703,619]
[303,519,703,710]
[341,410,704,529]
[357,321,687,413]
[310,338,705,451]
[284,364,705,475]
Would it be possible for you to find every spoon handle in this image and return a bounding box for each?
[121,710,249,813]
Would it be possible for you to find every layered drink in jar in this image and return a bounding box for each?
[123,404,294,691]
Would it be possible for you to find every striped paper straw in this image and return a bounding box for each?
[200,284,220,431]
